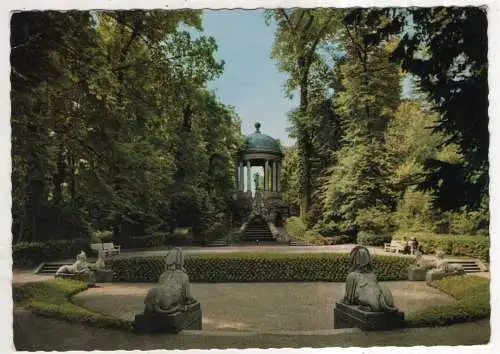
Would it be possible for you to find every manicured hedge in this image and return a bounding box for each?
[108,252,414,283]
[13,279,132,330]
[12,239,93,268]
[393,232,489,262]
[406,275,490,327]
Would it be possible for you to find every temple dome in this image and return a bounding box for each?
[243,122,282,155]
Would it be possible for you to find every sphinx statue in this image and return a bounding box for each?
[55,251,96,285]
[143,247,197,315]
[93,249,106,271]
[342,246,398,312]
[425,250,465,281]
[56,251,90,275]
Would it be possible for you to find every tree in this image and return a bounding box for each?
[319,11,402,233]
[266,9,344,215]
[349,7,488,211]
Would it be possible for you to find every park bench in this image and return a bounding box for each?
[384,240,407,254]
[91,242,121,257]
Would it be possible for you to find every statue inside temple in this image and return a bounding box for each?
[342,246,399,312]
[143,247,197,315]
[254,172,260,190]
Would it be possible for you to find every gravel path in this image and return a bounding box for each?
[72,281,456,331]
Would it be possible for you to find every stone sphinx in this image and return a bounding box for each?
[425,250,465,282]
[90,250,114,282]
[134,247,201,333]
[144,247,197,314]
[334,246,404,330]
[55,251,96,286]
[408,250,435,281]
[342,246,398,312]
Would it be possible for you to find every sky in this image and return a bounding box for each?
[198,10,413,148]
[201,9,299,146]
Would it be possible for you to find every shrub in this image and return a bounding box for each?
[285,216,307,240]
[119,232,166,249]
[393,232,489,262]
[304,230,331,245]
[13,279,132,330]
[108,252,414,283]
[406,275,490,327]
[357,231,392,247]
[13,239,93,267]
[91,230,113,244]
[355,206,395,235]
[330,235,352,245]
[315,223,341,237]
[166,227,194,246]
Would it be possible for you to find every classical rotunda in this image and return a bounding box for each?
[235,122,289,226]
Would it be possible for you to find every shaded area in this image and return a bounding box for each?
[72,282,456,331]
[14,308,490,350]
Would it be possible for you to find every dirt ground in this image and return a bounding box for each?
[72,281,456,331]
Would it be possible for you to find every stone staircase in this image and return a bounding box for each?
[449,260,483,273]
[240,217,276,242]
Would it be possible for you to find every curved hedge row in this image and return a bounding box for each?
[393,232,489,262]
[406,275,490,327]
[108,252,414,283]
[13,279,131,331]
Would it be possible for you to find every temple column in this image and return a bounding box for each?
[276,161,281,192]
[264,160,269,191]
[239,162,244,191]
[246,160,251,192]
[235,163,239,191]
[272,160,277,192]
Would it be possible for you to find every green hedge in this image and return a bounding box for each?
[406,275,490,327]
[108,252,414,283]
[393,232,489,262]
[13,279,132,330]
[357,232,392,247]
[13,239,93,267]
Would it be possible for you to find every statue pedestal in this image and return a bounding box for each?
[95,269,114,283]
[55,272,95,286]
[425,271,446,283]
[133,302,202,334]
[333,302,405,331]
[408,268,427,281]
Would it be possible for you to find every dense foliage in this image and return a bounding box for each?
[11,11,243,247]
[393,232,489,262]
[269,8,489,239]
[13,279,131,330]
[108,252,413,282]
[407,275,490,327]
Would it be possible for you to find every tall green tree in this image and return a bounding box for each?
[266,9,344,215]
[320,12,402,233]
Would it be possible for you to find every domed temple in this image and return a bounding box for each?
[234,122,289,241]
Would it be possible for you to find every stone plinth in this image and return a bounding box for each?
[55,272,95,286]
[408,268,427,281]
[333,302,405,331]
[425,271,447,283]
[95,269,114,283]
[133,302,202,334]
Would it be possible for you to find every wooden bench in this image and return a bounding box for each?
[91,242,121,257]
[384,240,407,253]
